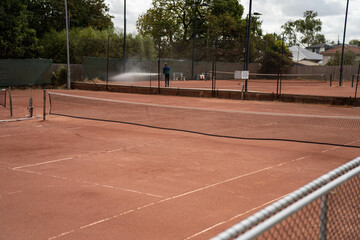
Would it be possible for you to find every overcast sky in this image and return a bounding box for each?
[105,0,360,44]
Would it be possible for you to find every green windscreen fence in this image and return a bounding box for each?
[83,56,156,81]
[83,56,243,81]
[0,59,52,87]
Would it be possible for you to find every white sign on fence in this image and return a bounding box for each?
[235,71,249,79]
[241,71,249,79]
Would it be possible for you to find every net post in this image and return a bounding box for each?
[43,89,46,120]
[9,87,13,117]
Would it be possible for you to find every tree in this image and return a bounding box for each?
[326,50,357,66]
[206,0,246,61]
[258,34,293,74]
[281,11,325,47]
[136,0,259,61]
[0,0,40,58]
[28,0,113,37]
[349,39,359,46]
[40,27,156,63]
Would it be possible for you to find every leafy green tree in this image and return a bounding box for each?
[326,50,357,66]
[137,0,197,59]
[28,0,113,37]
[206,0,246,62]
[0,0,40,58]
[349,39,359,46]
[281,21,297,46]
[40,27,156,63]
[281,11,325,47]
[137,0,259,62]
[258,34,293,74]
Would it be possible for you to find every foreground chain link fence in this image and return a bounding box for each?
[211,157,360,240]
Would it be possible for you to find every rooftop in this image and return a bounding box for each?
[322,45,360,56]
[289,46,322,62]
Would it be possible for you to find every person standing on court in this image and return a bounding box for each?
[163,63,170,87]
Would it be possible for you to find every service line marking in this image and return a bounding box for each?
[47,153,314,240]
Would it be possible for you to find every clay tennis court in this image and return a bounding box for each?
[1,89,360,239]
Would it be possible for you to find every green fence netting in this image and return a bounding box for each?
[82,56,243,81]
[0,59,52,87]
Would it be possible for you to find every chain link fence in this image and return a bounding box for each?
[211,157,360,240]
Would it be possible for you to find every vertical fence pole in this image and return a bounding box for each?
[354,65,359,107]
[351,75,354,87]
[330,74,333,87]
[319,194,329,240]
[28,84,33,118]
[9,87,13,117]
[43,89,46,120]
[106,35,109,91]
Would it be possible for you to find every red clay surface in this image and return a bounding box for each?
[105,79,358,98]
[1,89,360,240]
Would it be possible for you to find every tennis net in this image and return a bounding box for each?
[249,73,326,83]
[0,88,6,107]
[48,92,360,148]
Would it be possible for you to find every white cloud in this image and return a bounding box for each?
[105,0,360,42]
[105,0,152,33]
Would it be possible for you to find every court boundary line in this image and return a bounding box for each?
[46,152,318,240]
[183,143,357,239]
[12,167,163,198]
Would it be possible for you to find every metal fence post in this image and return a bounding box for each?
[8,87,13,117]
[330,74,333,87]
[319,194,329,240]
[43,89,46,120]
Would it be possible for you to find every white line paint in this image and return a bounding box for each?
[0,116,41,123]
[12,157,74,170]
[12,167,163,198]
[47,154,314,239]
[184,195,286,240]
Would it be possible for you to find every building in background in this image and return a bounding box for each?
[322,45,360,65]
[306,44,332,54]
[289,46,323,66]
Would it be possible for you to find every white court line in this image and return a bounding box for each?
[12,157,74,170]
[184,195,286,240]
[183,141,360,239]
[13,167,163,198]
[47,154,313,240]
[0,116,41,123]
[11,142,169,198]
